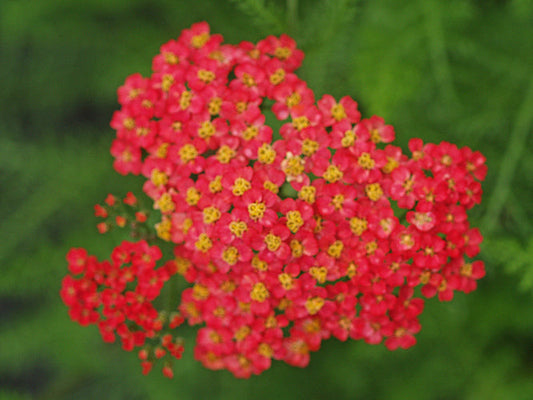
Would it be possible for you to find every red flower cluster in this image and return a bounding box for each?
[60,241,185,375]
[61,22,487,378]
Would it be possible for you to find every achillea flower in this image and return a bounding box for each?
[61,22,486,379]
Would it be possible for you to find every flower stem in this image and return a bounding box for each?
[481,77,533,234]
[287,0,298,36]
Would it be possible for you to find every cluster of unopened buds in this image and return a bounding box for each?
[61,22,487,379]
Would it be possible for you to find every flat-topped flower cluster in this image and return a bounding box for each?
[61,22,487,379]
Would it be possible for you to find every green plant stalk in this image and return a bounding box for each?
[482,77,533,234]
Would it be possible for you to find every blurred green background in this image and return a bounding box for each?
[1,0,532,399]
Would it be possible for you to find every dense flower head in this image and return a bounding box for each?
[61,22,487,379]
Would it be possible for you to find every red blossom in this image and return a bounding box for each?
[63,22,487,380]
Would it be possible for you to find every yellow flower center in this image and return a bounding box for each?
[286,92,301,107]
[383,157,399,173]
[274,46,291,60]
[232,177,251,196]
[186,187,201,206]
[278,273,293,290]
[263,180,279,193]
[365,183,383,201]
[180,91,192,109]
[248,201,266,221]
[243,125,259,140]
[258,343,273,358]
[163,52,179,65]
[156,193,175,213]
[358,152,375,170]
[222,246,239,265]
[229,220,248,238]
[197,69,215,84]
[252,256,268,271]
[257,143,276,164]
[198,120,216,139]
[302,139,319,156]
[195,233,212,253]
[305,297,325,315]
[350,217,367,235]
[208,97,222,115]
[269,68,286,85]
[203,206,221,224]
[292,116,310,131]
[192,284,210,300]
[366,241,378,255]
[234,326,251,341]
[290,240,303,257]
[298,186,316,203]
[156,143,169,158]
[217,145,235,163]
[161,74,174,92]
[370,129,381,143]
[323,165,343,182]
[331,194,344,210]
[265,233,282,252]
[179,144,198,163]
[209,176,222,193]
[282,154,305,177]
[331,103,346,121]
[191,32,209,48]
[241,73,256,87]
[151,169,168,186]
[123,117,135,130]
[341,130,355,147]
[155,218,171,241]
[250,282,269,302]
[286,210,304,233]
[327,240,344,258]
[310,266,328,283]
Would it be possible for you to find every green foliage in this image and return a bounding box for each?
[484,236,533,293]
[2,0,533,399]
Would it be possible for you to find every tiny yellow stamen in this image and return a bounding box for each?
[229,220,248,238]
[209,176,222,193]
[198,121,216,139]
[248,202,266,221]
[186,187,201,206]
[323,165,343,183]
[252,256,268,271]
[278,273,293,290]
[298,186,316,203]
[151,169,168,186]
[250,282,269,302]
[310,266,328,283]
[179,144,198,163]
[292,116,310,131]
[222,246,239,265]
[257,143,276,164]
[358,152,375,170]
[331,103,346,121]
[217,145,235,163]
[286,210,304,233]
[305,297,324,315]
[327,240,344,258]
[195,233,212,252]
[156,193,175,213]
[269,68,286,85]
[197,69,215,84]
[203,206,221,224]
[232,177,251,196]
[365,183,383,201]
[265,233,282,252]
[302,139,319,156]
